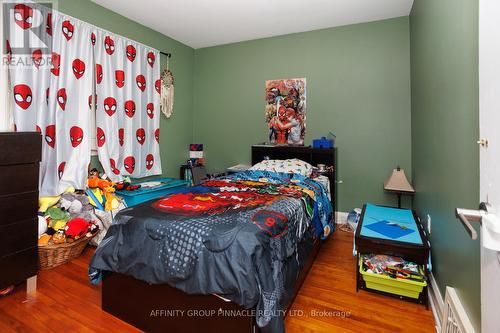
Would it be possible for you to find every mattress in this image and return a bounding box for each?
[89,170,333,332]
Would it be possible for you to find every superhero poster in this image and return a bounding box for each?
[265,78,306,145]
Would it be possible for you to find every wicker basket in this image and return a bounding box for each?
[38,234,95,270]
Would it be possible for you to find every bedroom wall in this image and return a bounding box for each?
[57,0,195,178]
[410,0,480,330]
[193,17,412,211]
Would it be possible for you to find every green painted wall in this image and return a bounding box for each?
[57,0,194,178]
[193,17,412,211]
[37,2,482,327]
[410,0,480,330]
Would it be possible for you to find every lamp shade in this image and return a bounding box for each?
[384,167,415,193]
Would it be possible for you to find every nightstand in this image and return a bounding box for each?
[355,203,431,308]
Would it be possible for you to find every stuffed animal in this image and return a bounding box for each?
[52,230,66,244]
[87,222,99,237]
[59,192,93,219]
[45,207,70,231]
[89,168,101,177]
[39,195,61,213]
[103,187,120,211]
[88,175,114,191]
[38,215,48,237]
[64,217,91,241]
[60,196,82,214]
[38,234,51,246]
[87,177,121,211]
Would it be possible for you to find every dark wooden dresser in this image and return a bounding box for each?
[0,132,41,291]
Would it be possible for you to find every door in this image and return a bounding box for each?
[478,0,500,332]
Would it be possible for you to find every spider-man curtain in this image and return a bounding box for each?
[7,2,162,194]
[94,32,161,181]
[7,3,94,195]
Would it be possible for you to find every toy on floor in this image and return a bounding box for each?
[45,207,70,231]
[52,230,66,244]
[64,218,90,240]
[38,215,48,237]
[88,175,114,191]
[38,195,61,213]
[38,234,51,246]
[87,188,104,210]
[59,192,95,220]
[64,217,98,242]
[87,174,121,211]
[59,195,82,214]
[114,182,141,191]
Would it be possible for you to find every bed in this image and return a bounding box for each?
[90,145,337,333]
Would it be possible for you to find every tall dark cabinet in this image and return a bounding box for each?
[0,132,41,291]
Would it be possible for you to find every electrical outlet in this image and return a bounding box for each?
[426,214,431,234]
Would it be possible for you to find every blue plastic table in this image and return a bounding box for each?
[116,177,189,207]
[354,203,430,307]
[360,203,423,244]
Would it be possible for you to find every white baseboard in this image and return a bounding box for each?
[336,211,348,224]
[428,273,444,333]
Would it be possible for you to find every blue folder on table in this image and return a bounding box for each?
[360,203,422,245]
[365,220,415,239]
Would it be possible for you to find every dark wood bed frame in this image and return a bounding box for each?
[102,145,337,332]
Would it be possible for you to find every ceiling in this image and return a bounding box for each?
[92,0,414,49]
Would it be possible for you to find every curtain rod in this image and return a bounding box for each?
[160,52,172,58]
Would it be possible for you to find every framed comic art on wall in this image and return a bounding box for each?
[265,78,306,145]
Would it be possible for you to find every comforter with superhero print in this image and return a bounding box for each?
[89,170,333,332]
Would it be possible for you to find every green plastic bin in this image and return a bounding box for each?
[359,257,427,299]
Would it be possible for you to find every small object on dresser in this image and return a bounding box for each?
[313,132,335,149]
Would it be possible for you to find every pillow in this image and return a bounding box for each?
[250,158,313,177]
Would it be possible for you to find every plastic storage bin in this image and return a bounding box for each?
[359,257,427,299]
[116,178,189,207]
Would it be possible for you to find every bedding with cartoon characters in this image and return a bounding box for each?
[89,170,333,333]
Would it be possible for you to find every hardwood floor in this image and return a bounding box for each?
[0,230,435,332]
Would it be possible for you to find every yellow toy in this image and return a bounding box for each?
[49,219,68,231]
[103,187,119,211]
[38,187,75,212]
[87,188,104,208]
[87,175,119,211]
[39,195,60,212]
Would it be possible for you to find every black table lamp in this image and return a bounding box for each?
[384,166,415,208]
